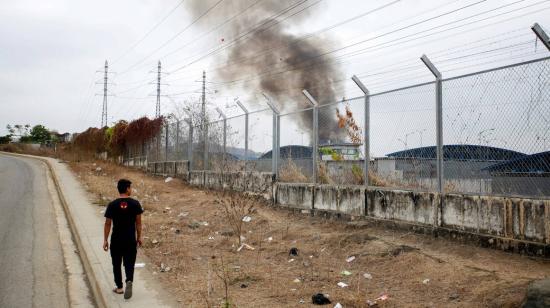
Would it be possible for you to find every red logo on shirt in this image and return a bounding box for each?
[120,202,128,209]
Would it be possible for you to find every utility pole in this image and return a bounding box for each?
[156,61,162,118]
[201,70,206,125]
[101,60,108,127]
[201,70,207,169]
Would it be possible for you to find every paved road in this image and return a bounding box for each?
[0,155,71,307]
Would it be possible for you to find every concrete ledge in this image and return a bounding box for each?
[189,171,205,186]
[275,183,314,210]
[366,188,437,226]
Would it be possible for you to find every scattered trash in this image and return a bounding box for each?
[290,288,297,292]
[242,216,252,222]
[334,303,343,308]
[288,259,295,263]
[299,299,305,304]
[95,167,102,172]
[165,207,171,211]
[312,293,331,305]
[346,256,356,263]
[267,236,273,242]
[134,263,146,268]
[422,278,430,284]
[309,255,314,259]
[449,293,460,300]
[208,236,215,240]
[289,248,299,256]
[337,282,349,288]
[188,222,200,229]
[152,239,159,244]
[153,196,159,202]
[177,212,189,217]
[363,273,373,280]
[164,177,173,183]
[240,235,246,242]
[340,270,352,276]
[375,293,389,301]
[160,263,171,272]
[199,221,209,226]
[293,278,301,283]
[237,243,255,252]
[220,230,235,236]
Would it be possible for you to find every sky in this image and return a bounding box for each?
[1,0,549,155]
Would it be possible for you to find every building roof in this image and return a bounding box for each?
[387,145,526,161]
[259,145,312,159]
[482,151,550,174]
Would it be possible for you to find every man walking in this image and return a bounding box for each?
[103,179,143,299]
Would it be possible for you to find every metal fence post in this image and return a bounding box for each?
[302,90,319,183]
[185,119,193,171]
[175,120,180,159]
[352,75,370,186]
[164,123,169,162]
[263,94,280,178]
[216,107,227,169]
[204,122,209,170]
[421,55,443,194]
[235,99,249,171]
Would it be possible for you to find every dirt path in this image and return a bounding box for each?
[70,160,550,307]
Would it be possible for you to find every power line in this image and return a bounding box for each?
[112,0,186,65]
[167,0,318,73]
[211,0,543,87]
[117,0,225,76]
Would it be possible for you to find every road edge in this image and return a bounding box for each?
[0,152,107,308]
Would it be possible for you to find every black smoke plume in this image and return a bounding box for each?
[186,0,347,143]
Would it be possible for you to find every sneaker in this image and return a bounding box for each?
[124,281,133,299]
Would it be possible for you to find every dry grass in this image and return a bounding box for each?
[279,157,308,183]
[69,160,550,307]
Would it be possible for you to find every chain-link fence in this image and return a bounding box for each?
[278,108,314,183]
[443,58,550,196]
[317,97,366,185]
[127,56,550,198]
[370,83,437,191]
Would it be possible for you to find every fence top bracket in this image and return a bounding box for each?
[234,99,249,114]
[302,89,319,106]
[421,54,442,79]
[532,22,550,51]
[262,93,280,114]
[351,75,369,95]
[215,107,227,120]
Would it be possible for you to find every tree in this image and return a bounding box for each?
[0,135,12,144]
[6,124,30,136]
[29,125,51,144]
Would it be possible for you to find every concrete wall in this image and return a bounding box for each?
[313,185,365,216]
[274,182,550,256]
[130,159,550,256]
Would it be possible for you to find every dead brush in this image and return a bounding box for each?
[278,157,308,183]
[214,190,255,247]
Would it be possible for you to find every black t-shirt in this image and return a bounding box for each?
[104,198,144,245]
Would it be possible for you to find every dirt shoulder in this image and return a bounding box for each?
[70,160,550,307]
